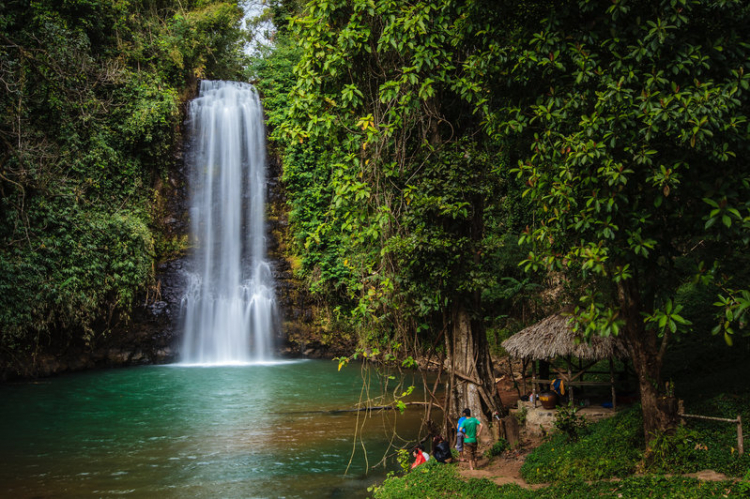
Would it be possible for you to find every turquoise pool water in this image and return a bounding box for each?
[0,360,424,498]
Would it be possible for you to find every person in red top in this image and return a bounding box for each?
[410,443,430,469]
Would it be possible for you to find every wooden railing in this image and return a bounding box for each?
[679,412,744,455]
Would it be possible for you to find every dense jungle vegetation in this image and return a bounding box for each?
[0,0,249,371]
[255,0,750,442]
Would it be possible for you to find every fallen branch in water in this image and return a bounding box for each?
[280,401,442,415]
[336,401,437,413]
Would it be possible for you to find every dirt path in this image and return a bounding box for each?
[455,435,546,489]
[458,454,539,489]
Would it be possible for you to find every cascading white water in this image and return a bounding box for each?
[180,80,277,365]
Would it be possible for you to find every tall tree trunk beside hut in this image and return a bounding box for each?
[443,190,504,434]
[445,303,503,435]
[617,279,679,441]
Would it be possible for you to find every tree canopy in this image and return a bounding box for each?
[491,0,750,437]
[258,0,750,439]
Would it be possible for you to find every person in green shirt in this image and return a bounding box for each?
[459,408,483,470]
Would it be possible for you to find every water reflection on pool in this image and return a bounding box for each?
[0,360,427,498]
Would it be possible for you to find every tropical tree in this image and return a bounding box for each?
[471,0,750,439]
[267,0,529,430]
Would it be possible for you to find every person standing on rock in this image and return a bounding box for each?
[460,408,483,471]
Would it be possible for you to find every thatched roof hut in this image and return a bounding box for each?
[502,313,630,361]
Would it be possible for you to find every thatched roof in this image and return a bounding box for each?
[502,313,630,361]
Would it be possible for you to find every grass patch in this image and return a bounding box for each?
[665,393,750,476]
[370,461,743,498]
[521,405,645,483]
[521,394,750,484]
[369,461,503,498]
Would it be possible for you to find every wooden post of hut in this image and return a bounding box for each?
[567,357,574,406]
[610,357,617,412]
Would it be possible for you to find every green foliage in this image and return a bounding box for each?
[501,0,750,334]
[158,2,248,82]
[370,460,504,499]
[644,300,692,337]
[712,289,750,344]
[523,406,645,483]
[738,469,750,496]
[484,439,509,459]
[431,0,750,437]
[255,0,541,376]
[498,0,750,336]
[0,0,248,361]
[0,207,153,349]
[553,403,589,442]
[256,2,750,442]
[677,393,750,476]
[371,459,742,498]
[395,448,411,474]
[514,406,528,426]
[522,393,750,484]
[114,73,180,175]
[644,426,706,474]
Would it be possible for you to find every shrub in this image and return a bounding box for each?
[522,395,750,484]
[484,439,509,459]
[515,406,528,425]
[370,461,743,498]
[553,403,588,441]
[642,426,705,473]
[737,469,750,496]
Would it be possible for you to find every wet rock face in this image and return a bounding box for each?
[127,256,189,363]
[114,122,192,367]
[152,258,188,325]
[265,151,312,354]
[265,148,355,360]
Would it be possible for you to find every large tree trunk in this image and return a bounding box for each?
[617,279,679,442]
[440,169,503,441]
[445,302,503,439]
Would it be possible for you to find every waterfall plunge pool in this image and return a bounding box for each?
[0,360,426,498]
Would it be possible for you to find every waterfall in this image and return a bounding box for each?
[180,80,277,365]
